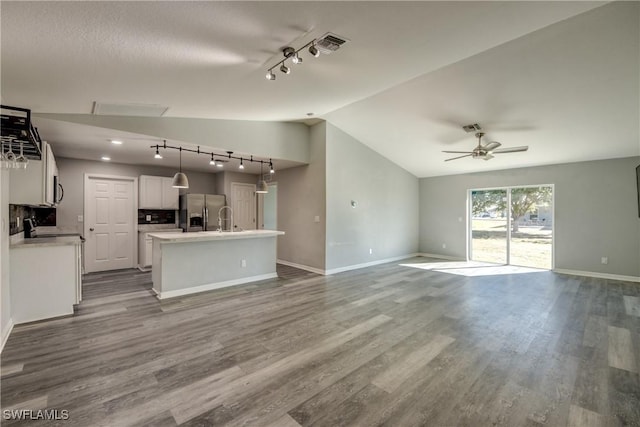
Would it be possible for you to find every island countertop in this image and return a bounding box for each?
[148,229,284,242]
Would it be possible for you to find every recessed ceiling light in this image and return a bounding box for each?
[110,139,123,145]
[101,156,111,161]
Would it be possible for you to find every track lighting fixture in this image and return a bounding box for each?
[151,143,275,178]
[265,39,321,81]
[309,43,319,58]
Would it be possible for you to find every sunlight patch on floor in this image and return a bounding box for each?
[400,260,547,277]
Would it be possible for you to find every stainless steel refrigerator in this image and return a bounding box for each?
[179,194,227,232]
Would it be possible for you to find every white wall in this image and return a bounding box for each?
[325,123,419,271]
[419,156,640,277]
[276,122,327,271]
[56,157,219,233]
[1,169,13,350]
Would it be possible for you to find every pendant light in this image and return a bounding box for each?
[172,147,189,188]
[256,162,268,194]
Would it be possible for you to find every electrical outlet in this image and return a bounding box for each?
[314,215,320,223]
[369,248,373,255]
[458,217,463,222]
[442,243,447,249]
[16,216,20,227]
[241,259,247,267]
[77,215,84,222]
[146,215,152,222]
[601,257,608,265]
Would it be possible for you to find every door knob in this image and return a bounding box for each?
[90,228,94,231]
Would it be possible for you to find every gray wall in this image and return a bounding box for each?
[419,156,640,277]
[1,169,11,347]
[56,157,219,233]
[325,123,419,271]
[276,122,327,270]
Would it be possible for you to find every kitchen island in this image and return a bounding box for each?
[149,229,284,299]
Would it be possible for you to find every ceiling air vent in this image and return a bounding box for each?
[462,123,482,133]
[315,33,349,55]
[92,102,169,117]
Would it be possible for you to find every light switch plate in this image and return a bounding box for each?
[77,215,84,222]
[314,216,320,223]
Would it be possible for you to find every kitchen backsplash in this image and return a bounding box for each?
[8,205,56,235]
[138,209,176,225]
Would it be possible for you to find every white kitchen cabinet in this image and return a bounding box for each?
[10,141,58,206]
[139,175,178,209]
[10,237,82,324]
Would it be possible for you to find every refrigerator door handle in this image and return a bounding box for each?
[204,207,209,230]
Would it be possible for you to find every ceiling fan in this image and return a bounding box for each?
[443,131,528,162]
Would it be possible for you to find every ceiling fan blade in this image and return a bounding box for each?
[445,154,473,162]
[492,146,529,154]
[442,150,474,154]
[483,141,502,151]
[482,154,494,161]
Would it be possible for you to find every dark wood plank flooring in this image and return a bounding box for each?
[1,257,639,426]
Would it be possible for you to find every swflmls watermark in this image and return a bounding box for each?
[3,409,69,421]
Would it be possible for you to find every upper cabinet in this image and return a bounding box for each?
[139,175,178,209]
[10,141,59,207]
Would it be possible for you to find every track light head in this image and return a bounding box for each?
[280,64,290,74]
[154,145,162,159]
[309,44,320,58]
[269,161,275,174]
[292,53,303,64]
[265,71,276,80]
[239,159,245,170]
[209,154,215,166]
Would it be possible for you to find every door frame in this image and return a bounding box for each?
[84,173,138,272]
[467,184,555,269]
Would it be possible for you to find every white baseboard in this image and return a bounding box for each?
[417,253,466,261]
[154,273,278,300]
[553,268,640,283]
[1,318,14,353]
[324,253,420,276]
[277,259,326,275]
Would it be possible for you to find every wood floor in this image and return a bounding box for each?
[1,257,639,426]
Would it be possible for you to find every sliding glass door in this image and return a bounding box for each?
[470,185,553,269]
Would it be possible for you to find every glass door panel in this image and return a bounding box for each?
[470,189,508,264]
[509,186,553,269]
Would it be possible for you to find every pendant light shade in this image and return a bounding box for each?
[256,179,268,194]
[172,147,189,188]
[256,162,268,194]
[172,172,189,188]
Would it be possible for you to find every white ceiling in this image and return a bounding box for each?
[2,1,638,177]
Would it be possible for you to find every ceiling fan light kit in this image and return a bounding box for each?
[443,127,528,162]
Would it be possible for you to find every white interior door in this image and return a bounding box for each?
[231,182,256,230]
[85,175,136,273]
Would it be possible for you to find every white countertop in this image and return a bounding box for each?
[149,229,284,243]
[10,235,83,249]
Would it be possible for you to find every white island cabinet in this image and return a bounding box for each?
[150,230,284,299]
[10,236,82,324]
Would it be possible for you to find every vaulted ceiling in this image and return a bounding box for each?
[1,1,637,177]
